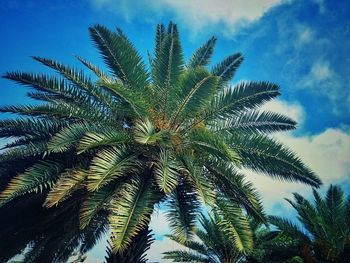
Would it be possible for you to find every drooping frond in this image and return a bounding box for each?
[229,132,321,187]
[109,176,160,252]
[188,36,217,69]
[216,198,254,253]
[181,157,216,206]
[166,181,200,243]
[206,158,266,222]
[154,148,180,194]
[87,147,138,192]
[44,170,87,208]
[79,184,116,229]
[0,160,64,205]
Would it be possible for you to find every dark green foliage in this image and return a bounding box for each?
[270,185,350,263]
[104,227,154,263]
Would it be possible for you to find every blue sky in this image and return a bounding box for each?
[1,0,349,262]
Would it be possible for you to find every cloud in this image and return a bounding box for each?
[90,0,286,37]
[261,99,305,124]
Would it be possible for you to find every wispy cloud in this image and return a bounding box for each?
[90,0,286,37]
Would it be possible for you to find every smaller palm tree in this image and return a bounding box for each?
[163,210,254,263]
[164,212,304,263]
[270,185,350,263]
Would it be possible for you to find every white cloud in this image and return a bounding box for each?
[261,99,305,124]
[90,0,286,37]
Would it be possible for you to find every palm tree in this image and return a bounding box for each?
[270,185,350,263]
[164,212,249,263]
[0,21,320,258]
[164,213,303,263]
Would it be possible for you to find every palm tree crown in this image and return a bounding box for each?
[0,22,321,259]
[270,185,350,263]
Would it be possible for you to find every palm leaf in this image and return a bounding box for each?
[87,147,138,192]
[188,36,217,68]
[44,170,87,207]
[108,176,160,252]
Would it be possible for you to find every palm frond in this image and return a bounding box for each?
[216,198,254,253]
[78,129,129,154]
[152,23,184,117]
[87,147,138,192]
[211,53,243,83]
[212,110,297,134]
[133,118,162,145]
[188,36,217,68]
[47,122,100,153]
[166,181,200,243]
[0,160,64,205]
[79,184,116,229]
[44,169,87,207]
[89,25,149,93]
[171,68,219,126]
[229,132,321,187]
[154,148,180,194]
[109,176,160,252]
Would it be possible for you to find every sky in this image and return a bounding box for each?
[0,0,349,262]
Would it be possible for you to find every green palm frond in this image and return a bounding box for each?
[78,129,129,154]
[152,23,184,117]
[171,68,219,126]
[268,216,309,242]
[44,170,87,208]
[211,53,244,83]
[182,157,216,206]
[166,182,200,243]
[89,25,149,92]
[79,184,116,229]
[108,176,160,252]
[47,122,100,153]
[0,141,47,163]
[216,198,254,253]
[0,160,64,205]
[213,110,297,134]
[87,147,138,192]
[229,132,321,187]
[188,36,217,69]
[0,103,110,123]
[188,128,240,163]
[163,250,209,263]
[32,56,116,109]
[154,148,180,194]
[98,78,150,117]
[206,158,266,222]
[133,118,162,145]
[75,55,108,79]
[0,118,66,139]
